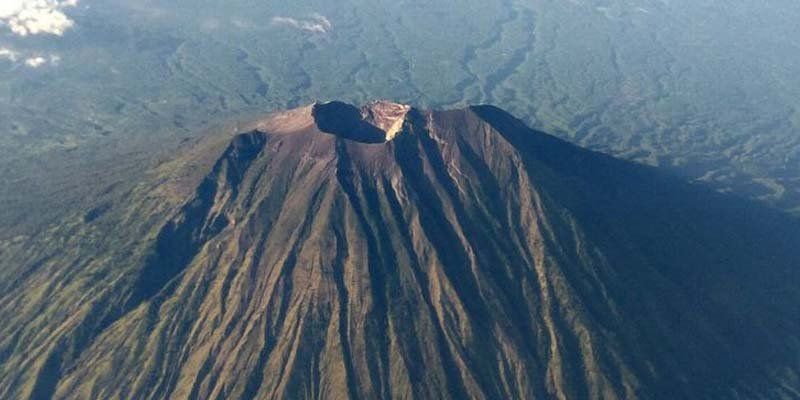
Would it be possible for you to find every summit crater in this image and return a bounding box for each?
[311,100,412,143]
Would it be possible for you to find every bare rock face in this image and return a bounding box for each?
[312,100,411,143]
[361,100,412,141]
[1,102,799,400]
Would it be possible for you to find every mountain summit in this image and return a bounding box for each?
[312,100,412,142]
[1,102,798,399]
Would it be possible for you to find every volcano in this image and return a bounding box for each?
[1,101,798,399]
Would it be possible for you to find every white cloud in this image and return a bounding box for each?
[271,14,332,34]
[0,47,61,67]
[23,54,59,67]
[0,47,19,62]
[310,14,331,32]
[0,0,78,36]
[231,18,253,30]
[24,55,46,67]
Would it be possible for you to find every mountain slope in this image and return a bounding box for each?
[1,101,799,399]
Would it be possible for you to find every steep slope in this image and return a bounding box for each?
[1,101,799,400]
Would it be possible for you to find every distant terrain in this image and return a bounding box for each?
[2,0,800,234]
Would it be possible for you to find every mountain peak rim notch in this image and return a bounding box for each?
[311,100,412,143]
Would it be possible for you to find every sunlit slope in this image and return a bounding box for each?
[1,103,798,399]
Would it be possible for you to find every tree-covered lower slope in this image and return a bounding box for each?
[1,102,798,399]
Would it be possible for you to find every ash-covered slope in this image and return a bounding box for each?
[1,101,799,400]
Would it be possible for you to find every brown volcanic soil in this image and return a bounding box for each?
[0,102,799,399]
